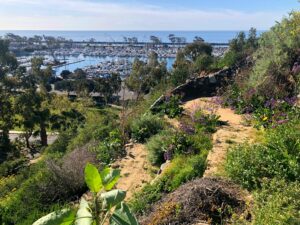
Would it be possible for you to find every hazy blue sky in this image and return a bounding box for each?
[0,0,299,30]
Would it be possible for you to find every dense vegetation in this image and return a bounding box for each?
[222,12,300,224]
[0,9,299,225]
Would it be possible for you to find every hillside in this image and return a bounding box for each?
[0,11,299,225]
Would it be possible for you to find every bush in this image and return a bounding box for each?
[45,147,98,202]
[146,130,199,166]
[130,113,164,143]
[130,153,207,215]
[162,154,207,192]
[225,120,300,190]
[146,131,170,166]
[91,129,123,164]
[0,157,28,177]
[252,179,300,225]
[153,95,184,118]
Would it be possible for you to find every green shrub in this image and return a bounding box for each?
[162,154,207,192]
[152,95,184,119]
[0,157,28,177]
[129,180,165,215]
[146,130,199,166]
[45,130,75,156]
[130,153,207,215]
[91,129,123,164]
[193,108,221,133]
[190,132,213,152]
[146,131,171,166]
[130,113,164,143]
[226,120,300,190]
[252,179,300,225]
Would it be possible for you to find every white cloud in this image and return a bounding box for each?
[0,0,289,30]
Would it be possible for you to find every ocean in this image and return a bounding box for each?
[0,30,264,43]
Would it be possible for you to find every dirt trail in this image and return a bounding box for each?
[183,97,256,177]
[114,143,152,200]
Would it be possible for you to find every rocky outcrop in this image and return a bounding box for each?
[151,68,237,110]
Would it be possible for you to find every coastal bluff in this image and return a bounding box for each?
[151,67,237,109]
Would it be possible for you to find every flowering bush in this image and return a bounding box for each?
[226,119,300,190]
[191,104,221,133]
[252,97,298,128]
[152,95,184,118]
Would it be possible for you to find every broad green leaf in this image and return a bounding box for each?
[101,189,126,209]
[85,163,103,193]
[32,208,76,225]
[75,198,93,225]
[110,202,139,225]
[100,167,121,191]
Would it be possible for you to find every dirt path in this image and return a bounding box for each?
[183,97,256,177]
[114,143,152,200]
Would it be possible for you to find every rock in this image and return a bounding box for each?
[128,152,135,159]
[111,163,120,169]
[158,160,171,174]
[209,75,217,83]
[33,153,41,159]
[125,143,134,148]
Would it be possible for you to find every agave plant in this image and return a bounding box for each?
[33,163,139,225]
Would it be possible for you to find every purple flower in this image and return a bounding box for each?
[292,62,300,74]
[284,96,297,106]
[276,119,289,125]
[265,98,277,109]
[246,88,256,98]
[180,122,195,135]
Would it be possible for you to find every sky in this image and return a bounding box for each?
[0,0,299,30]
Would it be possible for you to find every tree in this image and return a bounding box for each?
[168,34,176,43]
[0,39,18,73]
[184,41,213,61]
[170,50,190,86]
[95,73,121,104]
[193,54,214,73]
[15,89,42,148]
[246,27,258,49]
[17,57,53,146]
[150,36,161,44]
[73,69,87,80]
[194,36,205,42]
[0,39,18,161]
[60,70,72,79]
[125,58,149,99]
[0,89,15,161]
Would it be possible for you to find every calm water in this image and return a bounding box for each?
[0,30,264,43]
[53,56,175,75]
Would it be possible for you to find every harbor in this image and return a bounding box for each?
[16,44,226,77]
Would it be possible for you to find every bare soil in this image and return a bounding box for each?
[183,97,256,177]
[114,143,152,200]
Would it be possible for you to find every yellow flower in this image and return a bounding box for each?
[262,116,268,121]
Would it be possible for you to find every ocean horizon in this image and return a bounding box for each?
[0,30,265,43]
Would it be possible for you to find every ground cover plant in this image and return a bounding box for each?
[226,119,300,190]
